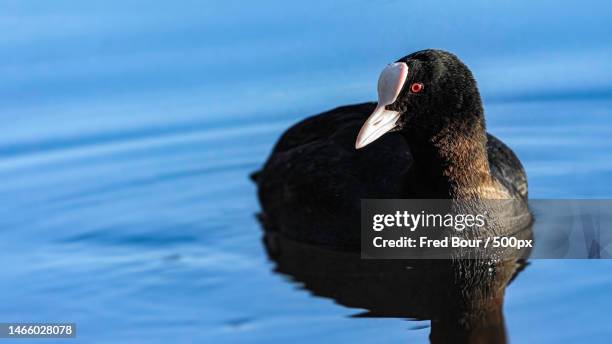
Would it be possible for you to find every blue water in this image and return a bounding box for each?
[1,1,612,343]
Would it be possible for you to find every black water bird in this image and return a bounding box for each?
[253,50,530,247]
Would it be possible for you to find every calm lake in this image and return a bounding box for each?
[1,1,612,343]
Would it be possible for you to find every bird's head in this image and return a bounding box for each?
[355,49,484,149]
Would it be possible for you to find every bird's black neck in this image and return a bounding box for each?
[402,119,492,199]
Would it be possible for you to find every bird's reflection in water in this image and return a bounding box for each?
[261,226,532,344]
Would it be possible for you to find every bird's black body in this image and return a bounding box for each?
[253,50,530,248]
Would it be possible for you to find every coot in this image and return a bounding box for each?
[253,49,529,247]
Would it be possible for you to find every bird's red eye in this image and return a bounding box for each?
[410,83,423,93]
